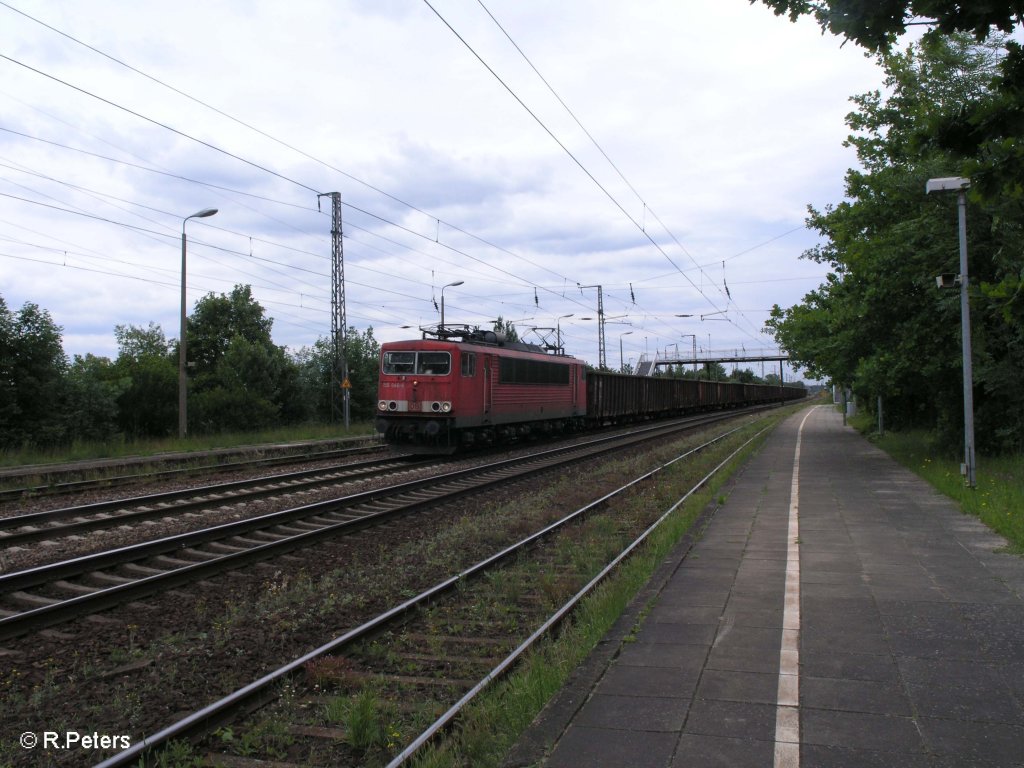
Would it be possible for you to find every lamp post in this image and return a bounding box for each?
[926,176,976,488]
[680,333,697,375]
[440,280,464,331]
[619,331,633,372]
[179,207,218,439]
[556,314,573,355]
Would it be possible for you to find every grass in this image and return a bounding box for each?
[0,421,377,469]
[856,423,1024,552]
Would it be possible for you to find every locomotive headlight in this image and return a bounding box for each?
[378,400,388,411]
[441,401,452,412]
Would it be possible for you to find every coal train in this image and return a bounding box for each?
[376,325,805,453]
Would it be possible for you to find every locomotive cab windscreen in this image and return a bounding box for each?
[381,350,452,376]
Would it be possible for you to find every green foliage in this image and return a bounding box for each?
[113,322,176,438]
[752,1,1022,52]
[763,34,1024,451]
[64,353,126,443]
[0,296,68,448]
[291,325,380,423]
[491,316,520,343]
[191,335,286,432]
[336,687,397,753]
[186,285,274,375]
[0,284,384,451]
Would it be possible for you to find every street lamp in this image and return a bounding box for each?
[179,207,218,439]
[440,280,464,331]
[556,314,573,355]
[926,176,976,488]
[680,333,697,375]
[619,330,633,372]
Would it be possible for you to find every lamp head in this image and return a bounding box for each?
[925,177,970,194]
[185,207,219,221]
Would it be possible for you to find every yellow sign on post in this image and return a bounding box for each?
[341,378,351,389]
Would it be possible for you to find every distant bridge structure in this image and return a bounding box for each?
[636,348,792,382]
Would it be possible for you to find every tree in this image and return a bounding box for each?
[113,323,176,438]
[0,296,68,448]
[343,326,381,421]
[752,1,1023,52]
[728,368,759,384]
[292,326,381,424]
[186,285,274,376]
[65,354,125,443]
[115,322,171,360]
[764,34,1024,449]
[491,317,521,343]
[191,336,284,432]
[181,285,305,433]
[0,296,15,444]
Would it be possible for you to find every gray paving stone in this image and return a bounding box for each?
[802,627,890,656]
[800,652,900,684]
[801,676,912,716]
[648,604,722,625]
[800,708,926,752]
[574,693,688,732]
[615,640,708,671]
[800,744,942,768]
[596,663,699,699]
[683,698,778,741]
[545,726,676,768]
[720,606,783,628]
[695,668,779,704]
[704,645,782,675]
[709,623,782,653]
[635,621,717,646]
[905,680,1024,723]
[917,717,1024,764]
[670,734,774,767]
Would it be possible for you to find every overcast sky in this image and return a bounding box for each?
[0,0,887,379]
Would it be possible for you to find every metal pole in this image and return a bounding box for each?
[179,227,188,439]
[618,331,632,372]
[579,284,606,369]
[178,208,217,439]
[556,314,572,355]
[440,281,464,334]
[957,189,977,488]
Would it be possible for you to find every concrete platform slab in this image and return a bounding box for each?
[503,405,1024,768]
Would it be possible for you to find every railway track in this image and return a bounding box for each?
[0,409,757,642]
[0,454,427,547]
[0,440,385,503]
[94,417,771,767]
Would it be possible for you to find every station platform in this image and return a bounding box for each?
[505,405,1024,767]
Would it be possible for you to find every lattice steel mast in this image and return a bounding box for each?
[319,192,349,428]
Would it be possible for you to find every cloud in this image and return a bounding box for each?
[0,0,887,378]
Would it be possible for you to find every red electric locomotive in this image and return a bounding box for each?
[376,325,587,453]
